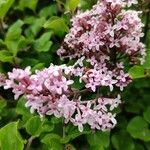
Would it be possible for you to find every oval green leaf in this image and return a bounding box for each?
[0,122,25,150]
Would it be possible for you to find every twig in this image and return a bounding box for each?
[25,136,35,150]
[143,6,150,42]
[71,88,92,98]
[0,19,4,35]
[56,0,64,13]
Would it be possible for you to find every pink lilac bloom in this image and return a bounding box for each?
[58,0,145,64]
[81,67,118,92]
[57,0,145,93]
[73,113,87,132]
[57,95,76,123]
[4,67,31,99]
[3,64,122,132]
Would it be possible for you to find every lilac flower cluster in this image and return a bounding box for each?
[58,0,145,63]
[57,0,145,96]
[58,0,146,63]
[3,65,121,132]
[81,60,131,92]
[1,0,145,132]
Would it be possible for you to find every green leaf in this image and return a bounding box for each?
[67,0,80,13]
[143,48,150,69]
[87,131,110,148]
[16,0,38,11]
[33,32,53,52]
[127,116,150,141]
[41,133,63,150]
[32,63,45,72]
[44,17,69,37]
[134,143,145,150]
[72,77,84,89]
[0,0,14,18]
[60,124,90,144]
[16,98,33,127]
[21,58,39,67]
[90,145,104,150]
[41,123,54,133]
[128,65,145,79]
[37,52,53,64]
[0,99,7,118]
[125,101,144,114]
[0,50,13,63]
[145,142,150,150]
[51,116,62,124]
[39,4,57,18]
[80,0,97,10]
[24,16,35,24]
[40,118,54,133]
[0,122,25,150]
[60,136,71,144]
[25,17,45,38]
[5,20,24,41]
[0,39,5,45]
[66,124,90,141]
[1,108,18,123]
[143,107,150,124]
[16,97,31,116]
[0,99,6,110]
[5,20,25,56]
[111,131,135,150]
[25,116,43,137]
[6,36,26,56]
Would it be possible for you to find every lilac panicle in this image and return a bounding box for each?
[3,64,121,132]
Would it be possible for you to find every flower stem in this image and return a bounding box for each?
[143,4,150,42]
[25,136,35,150]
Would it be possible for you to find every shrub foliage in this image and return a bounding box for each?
[0,0,150,150]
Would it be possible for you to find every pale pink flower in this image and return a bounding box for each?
[73,113,86,132]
